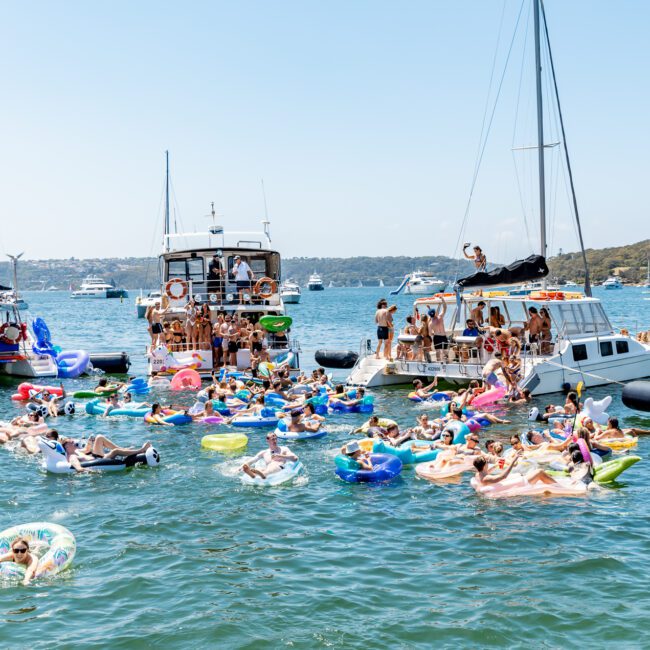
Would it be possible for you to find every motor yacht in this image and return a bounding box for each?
[280,280,301,304]
[71,276,128,299]
[307,273,324,291]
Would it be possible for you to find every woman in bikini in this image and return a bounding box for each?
[170,320,185,352]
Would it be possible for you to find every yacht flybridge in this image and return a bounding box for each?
[347,0,650,395]
[145,152,300,376]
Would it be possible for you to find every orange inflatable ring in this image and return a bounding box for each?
[254,277,277,299]
[165,278,189,300]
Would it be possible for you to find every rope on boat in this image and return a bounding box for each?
[540,358,626,387]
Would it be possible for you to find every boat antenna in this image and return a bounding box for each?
[261,178,271,243]
[533,0,547,270]
[6,252,23,294]
[164,150,170,252]
[540,0,592,297]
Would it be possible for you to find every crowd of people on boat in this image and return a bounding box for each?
[145,302,289,368]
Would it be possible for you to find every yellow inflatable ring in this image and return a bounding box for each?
[201,433,248,451]
[598,436,638,450]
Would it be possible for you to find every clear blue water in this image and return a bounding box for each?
[1,287,650,648]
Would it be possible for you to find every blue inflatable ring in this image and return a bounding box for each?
[334,453,402,483]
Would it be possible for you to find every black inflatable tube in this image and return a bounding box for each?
[314,350,359,369]
[622,381,650,412]
[89,352,131,374]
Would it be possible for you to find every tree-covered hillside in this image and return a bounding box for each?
[548,239,650,284]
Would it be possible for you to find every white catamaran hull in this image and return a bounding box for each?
[347,336,650,395]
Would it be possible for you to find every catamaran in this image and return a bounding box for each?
[347,0,650,394]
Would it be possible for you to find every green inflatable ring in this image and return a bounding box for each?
[259,315,292,333]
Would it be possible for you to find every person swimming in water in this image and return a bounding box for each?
[0,537,39,586]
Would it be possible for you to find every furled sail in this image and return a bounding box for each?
[456,255,549,289]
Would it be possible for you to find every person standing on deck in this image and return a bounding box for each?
[375,299,390,359]
[463,244,487,271]
[232,255,254,304]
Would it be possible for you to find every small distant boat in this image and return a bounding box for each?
[71,275,128,299]
[602,276,623,290]
[280,280,301,304]
[378,279,385,287]
[563,280,579,288]
[135,290,162,318]
[509,280,560,296]
[45,286,59,291]
[328,280,335,288]
[307,273,324,291]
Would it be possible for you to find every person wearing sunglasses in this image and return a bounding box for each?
[0,537,39,586]
[458,434,482,456]
[240,433,298,480]
[433,430,458,450]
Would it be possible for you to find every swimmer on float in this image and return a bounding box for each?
[341,441,373,471]
[0,537,38,586]
[94,377,125,395]
[595,417,650,439]
[29,384,66,418]
[411,378,438,401]
[0,412,45,444]
[240,432,298,480]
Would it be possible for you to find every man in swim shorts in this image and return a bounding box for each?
[240,432,298,479]
[481,354,504,387]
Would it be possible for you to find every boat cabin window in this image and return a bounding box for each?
[225,253,280,280]
[616,340,629,354]
[599,341,613,357]
[167,258,205,283]
[572,344,588,362]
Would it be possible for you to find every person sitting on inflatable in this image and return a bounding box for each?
[411,414,441,441]
[432,429,459,451]
[0,412,45,445]
[240,432,298,480]
[457,433,483,456]
[94,377,125,395]
[0,537,39,586]
[80,434,152,462]
[340,441,373,471]
[360,415,389,439]
[146,403,175,427]
[524,430,571,452]
[331,386,367,409]
[572,427,611,456]
[301,403,324,431]
[596,417,650,439]
[412,378,439,401]
[29,384,66,418]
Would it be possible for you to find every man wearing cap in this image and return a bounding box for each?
[232,255,254,304]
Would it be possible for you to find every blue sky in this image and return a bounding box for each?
[1,1,648,262]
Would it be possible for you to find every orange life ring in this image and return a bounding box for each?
[254,277,277,299]
[165,278,189,300]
